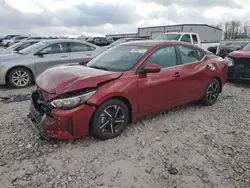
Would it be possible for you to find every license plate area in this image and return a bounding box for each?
[28,102,46,132]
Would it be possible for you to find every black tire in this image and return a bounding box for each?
[201,79,220,106]
[91,99,129,140]
[8,67,32,88]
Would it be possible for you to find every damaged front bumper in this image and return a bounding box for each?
[27,102,52,141]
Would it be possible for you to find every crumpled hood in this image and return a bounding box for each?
[228,50,250,58]
[36,64,123,95]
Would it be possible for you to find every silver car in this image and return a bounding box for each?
[0,39,106,88]
[0,40,40,55]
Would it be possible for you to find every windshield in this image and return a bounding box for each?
[155,34,181,41]
[242,43,250,51]
[87,45,150,71]
[18,41,47,55]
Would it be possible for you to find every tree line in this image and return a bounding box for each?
[212,21,250,39]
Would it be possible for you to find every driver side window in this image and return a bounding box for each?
[39,43,68,55]
[144,46,177,68]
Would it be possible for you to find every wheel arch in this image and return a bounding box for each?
[88,95,133,135]
[213,76,222,92]
[5,65,34,83]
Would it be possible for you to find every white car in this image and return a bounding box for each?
[155,32,219,51]
[0,39,41,55]
[2,36,29,47]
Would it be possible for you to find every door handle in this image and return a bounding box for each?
[60,55,68,58]
[173,72,182,78]
[205,64,212,69]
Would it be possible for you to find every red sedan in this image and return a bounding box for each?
[27,41,228,140]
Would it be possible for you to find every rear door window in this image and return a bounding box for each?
[70,42,95,52]
[177,45,200,64]
[192,35,198,44]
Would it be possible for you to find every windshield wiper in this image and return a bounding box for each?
[88,65,109,71]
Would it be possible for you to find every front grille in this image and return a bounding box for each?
[31,89,51,115]
[228,57,250,79]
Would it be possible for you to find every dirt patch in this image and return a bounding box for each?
[0,94,31,103]
[0,83,249,188]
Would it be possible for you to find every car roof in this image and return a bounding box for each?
[121,40,199,48]
[40,39,99,47]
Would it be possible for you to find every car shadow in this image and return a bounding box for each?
[48,101,203,146]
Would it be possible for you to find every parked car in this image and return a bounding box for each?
[0,35,19,43]
[0,39,106,88]
[216,40,249,58]
[0,40,40,55]
[87,37,109,46]
[2,36,29,47]
[155,32,219,51]
[27,40,228,141]
[107,37,114,44]
[101,37,148,51]
[226,42,250,81]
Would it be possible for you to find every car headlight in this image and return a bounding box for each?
[50,90,96,109]
[225,57,234,67]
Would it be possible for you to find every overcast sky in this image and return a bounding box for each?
[0,0,250,37]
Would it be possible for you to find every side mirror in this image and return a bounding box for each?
[139,64,161,74]
[35,52,44,57]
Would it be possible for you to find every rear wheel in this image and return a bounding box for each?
[91,99,129,140]
[201,79,220,106]
[8,67,32,88]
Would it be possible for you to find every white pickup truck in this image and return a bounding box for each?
[155,32,219,52]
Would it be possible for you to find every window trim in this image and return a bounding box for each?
[136,45,181,74]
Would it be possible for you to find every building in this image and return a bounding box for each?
[137,24,223,42]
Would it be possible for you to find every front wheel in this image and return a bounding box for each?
[91,99,129,140]
[201,79,220,106]
[8,67,32,88]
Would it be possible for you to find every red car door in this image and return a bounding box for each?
[137,45,188,114]
[176,45,212,100]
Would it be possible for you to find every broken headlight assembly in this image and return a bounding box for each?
[50,90,96,109]
[225,57,234,67]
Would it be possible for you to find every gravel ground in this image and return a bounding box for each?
[0,82,249,188]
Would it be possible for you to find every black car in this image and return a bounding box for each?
[87,37,109,46]
[216,40,249,58]
[226,43,250,81]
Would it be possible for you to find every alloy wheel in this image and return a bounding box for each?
[206,82,219,102]
[99,105,125,134]
[11,70,30,87]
